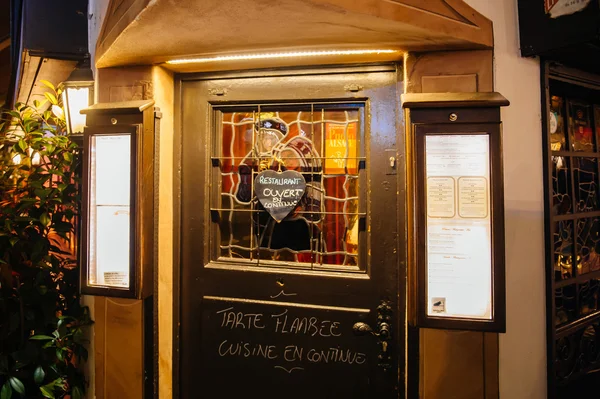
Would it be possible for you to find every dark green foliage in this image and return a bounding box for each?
[0,81,92,398]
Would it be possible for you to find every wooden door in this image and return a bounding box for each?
[176,65,405,399]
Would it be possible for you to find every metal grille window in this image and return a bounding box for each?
[543,64,600,396]
[210,103,367,271]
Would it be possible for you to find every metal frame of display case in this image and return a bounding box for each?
[80,100,160,299]
[542,61,600,398]
[403,92,509,333]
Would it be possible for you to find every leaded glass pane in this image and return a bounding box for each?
[556,284,577,326]
[573,157,599,212]
[554,221,573,281]
[569,101,595,152]
[552,155,572,214]
[576,218,600,275]
[555,324,600,384]
[579,279,600,317]
[595,105,600,145]
[214,105,363,269]
[549,95,566,151]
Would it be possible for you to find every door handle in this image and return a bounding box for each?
[352,300,393,370]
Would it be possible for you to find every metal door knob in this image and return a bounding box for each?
[352,322,373,336]
[378,322,390,339]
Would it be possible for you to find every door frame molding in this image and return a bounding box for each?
[172,63,409,398]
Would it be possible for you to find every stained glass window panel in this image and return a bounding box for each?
[549,95,566,151]
[214,105,364,269]
[554,221,573,281]
[573,157,599,213]
[595,105,600,144]
[552,155,572,215]
[556,284,577,326]
[569,101,595,152]
[576,218,600,275]
[579,279,600,317]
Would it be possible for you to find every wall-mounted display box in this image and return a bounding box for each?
[403,92,509,332]
[80,100,160,298]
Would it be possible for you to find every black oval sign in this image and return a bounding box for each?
[254,170,307,222]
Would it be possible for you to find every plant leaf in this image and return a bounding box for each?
[8,377,24,396]
[1,382,12,399]
[39,385,54,399]
[55,348,64,362]
[29,335,54,341]
[39,80,55,91]
[72,386,83,399]
[43,92,58,105]
[40,213,51,227]
[34,366,45,384]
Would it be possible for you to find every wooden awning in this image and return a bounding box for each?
[95,0,493,71]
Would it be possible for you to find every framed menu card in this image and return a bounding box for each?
[80,100,158,299]
[403,92,508,332]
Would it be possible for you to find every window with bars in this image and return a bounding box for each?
[545,70,600,392]
[210,103,367,271]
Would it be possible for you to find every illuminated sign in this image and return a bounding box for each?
[402,91,508,332]
[425,135,492,320]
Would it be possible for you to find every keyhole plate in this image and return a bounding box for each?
[385,149,397,175]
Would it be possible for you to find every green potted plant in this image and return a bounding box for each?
[0,81,92,399]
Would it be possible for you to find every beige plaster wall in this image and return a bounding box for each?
[463,1,547,398]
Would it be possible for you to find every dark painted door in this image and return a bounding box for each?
[177,65,404,399]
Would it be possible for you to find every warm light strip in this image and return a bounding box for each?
[166,49,400,65]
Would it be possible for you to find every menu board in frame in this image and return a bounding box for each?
[80,100,158,299]
[404,92,508,333]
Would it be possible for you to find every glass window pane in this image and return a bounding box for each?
[569,100,595,152]
[579,279,600,317]
[215,105,363,269]
[573,157,599,213]
[320,110,360,175]
[554,221,573,281]
[595,105,600,145]
[552,155,572,214]
[424,134,492,320]
[549,95,566,151]
[319,175,359,267]
[88,134,131,288]
[93,135,131,205]
[555,284,576,326]
[92,206,130,287]
[576,217,600,276]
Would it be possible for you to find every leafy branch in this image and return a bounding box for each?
[0,82,92,399]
